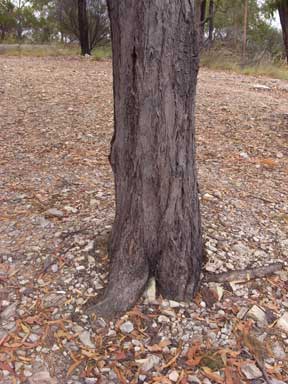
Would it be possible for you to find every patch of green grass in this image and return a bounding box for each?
[92,45,112,60]
[201,52,288,81]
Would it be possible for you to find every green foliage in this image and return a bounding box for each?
[0,0,16,40]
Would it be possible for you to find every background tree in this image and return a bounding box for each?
[78,0,89,55]
[264,0,288,62]
[87,0,203,319]
[0,0,16,40]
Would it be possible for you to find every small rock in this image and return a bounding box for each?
[84,240,95,253]
[252,84,271,91]
[64,205,78,213]
[240,151,249,159]
[169,370,179,382]
[136,355,161,372]
[43,294,65,308]
[276,312,288,333]
[241,363,262,379]
[188,375,201,384]
[143,277,156,302]
[0,302,17,321]
[272,341,286,360]
[232,242,251,257]
[29,333,39,342]
[79,331,96,349]
[237,307,248,320]
[270,379,286,384]
[85,379,97,384]
[24,369,33,377]
[246,305,267,326]
[29,370,57,384]
[45,208,64,218]
[203,379,212,384]
[120,321,134,334]
[51,264,58,273]
[203,193,216,201]
[169,300,180,308]
[158,315,170,323]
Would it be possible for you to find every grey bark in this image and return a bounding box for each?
[88,0,203,319]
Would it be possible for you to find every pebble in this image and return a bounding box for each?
[188,375,201,384]
[79,331,96,349]
[276,312,288,333]
[241,363,262,379]
[158,315,170,323]
[24,369,33,377]
[51,264,58,273]
[168,370,179,382]
[0,302,17,320]
[246,305,267,326]
[136,355,161,372]
[45,208,64,218]
[120,321,134,334]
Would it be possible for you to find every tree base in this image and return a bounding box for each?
[86,269,149,320]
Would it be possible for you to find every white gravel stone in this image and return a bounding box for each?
[45,208,64,218]
[241,363,262,379]
[143,278,156,302]
[120,321,134,334]
[79,331,96,349]
[136,355,161,372]
[276,312,288,333]
[246,305,267,326]
[169,370,179,382]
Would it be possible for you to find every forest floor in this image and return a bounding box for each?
[0,57,287,384]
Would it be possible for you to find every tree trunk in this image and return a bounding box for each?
[199,0,207,48]
[78,0,90,55]
[242,0,248,59]
[278,2,288,63]
[208,0,214,46]
[88,0,203,319]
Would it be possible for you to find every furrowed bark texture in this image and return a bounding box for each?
[93,0,203,318]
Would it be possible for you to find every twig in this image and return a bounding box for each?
[204,262,284,283]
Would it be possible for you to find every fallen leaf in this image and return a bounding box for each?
[67,359,84,377]
[202,367,224,384]
[225,367,241,384]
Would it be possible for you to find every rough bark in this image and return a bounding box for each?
[88,0,203,319]
[78,0,90,55]
[278,2,288,63]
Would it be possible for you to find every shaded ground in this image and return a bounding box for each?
[0,57,287,384]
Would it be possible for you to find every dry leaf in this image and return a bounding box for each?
[225,367,241,384]
[202,367,224,384]
[67,359,84,377]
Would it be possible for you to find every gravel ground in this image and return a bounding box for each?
[0,56,287,384]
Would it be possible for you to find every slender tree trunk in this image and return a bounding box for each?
[208,0,214,46]
[242,0,248,59]
[78,0,90,55]
[278,2,288,63]
[88,0,203,319]
[199,0,207,48]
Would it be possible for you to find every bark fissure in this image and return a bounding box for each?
[88,0,203,319]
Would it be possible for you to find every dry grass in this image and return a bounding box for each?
[0,43,111,60]
[201,51,288,81]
